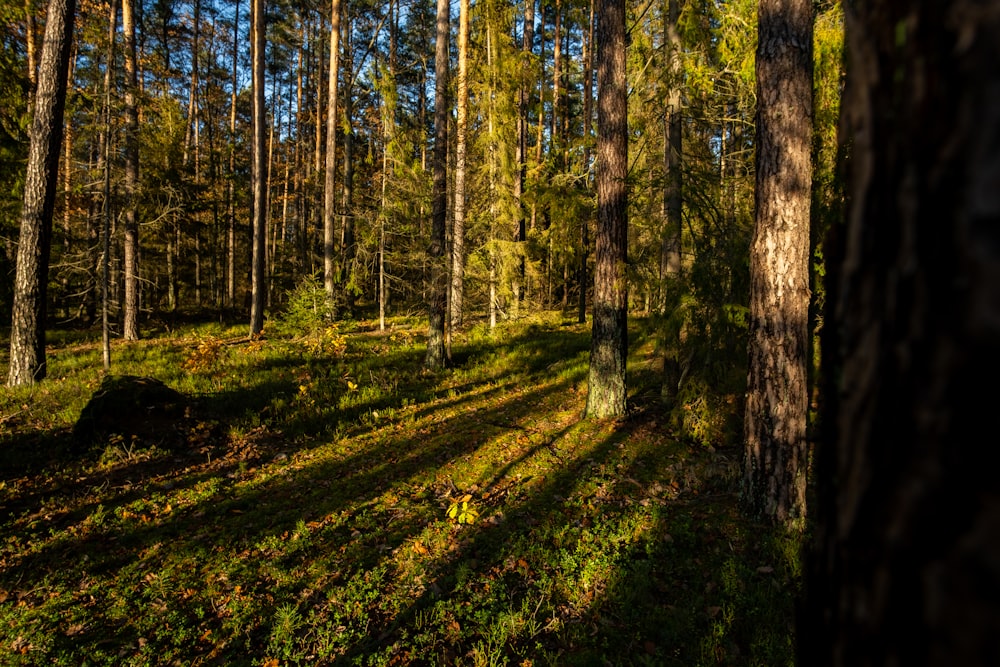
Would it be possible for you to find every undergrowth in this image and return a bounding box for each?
[0,314,799,666]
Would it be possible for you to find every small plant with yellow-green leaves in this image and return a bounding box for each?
[447,494,479,524]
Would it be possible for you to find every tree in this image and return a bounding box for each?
[801,2,1000,664]
[7,0,76,386]
[449,0,469,336]
[425,0,448,369]
[585,0,627,419]
[249,0,267,334]
[739,0,812,524]
[121,0,140,340]
[323,0,341,303]
[659,0,682,403]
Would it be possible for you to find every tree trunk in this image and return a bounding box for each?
[425,0,449,369]
[100,0,116,371]
[249,0,267,334]
[450,0,469,333]
[323,0,341,303]
[659,0,682,403]
[801,3,1000,665]
[341,18,355,315]
[585,0,628,419]
[226,0,238,308]
[514,0,534,312]
[122,0,140,340]
[7,0,76,386]
[740,0,812,524]
[578,0,594,325]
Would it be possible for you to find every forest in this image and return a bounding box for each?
[1,0,998,663]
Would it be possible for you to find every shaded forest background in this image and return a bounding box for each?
[0,0,843,443]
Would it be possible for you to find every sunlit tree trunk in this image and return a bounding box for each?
[513,0,534,314]
[740,0,812,524]
[249,0,267,334]
[450,0,469,336]
[8,0,76,386]
[99,0,117,371]
[226,0,238,308]
[801,2,1000,664]
[585,0,627,418]
[425,0,449,369]
[341,16,355,315]
[122,0,140,340]
[578,0,593,324]
[323,0,341,303]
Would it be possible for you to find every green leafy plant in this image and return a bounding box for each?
[447,494,480,524]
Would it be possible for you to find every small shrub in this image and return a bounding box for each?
[271,274,336,338]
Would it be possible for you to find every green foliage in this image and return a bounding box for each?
[0,316,798,666]
[269,274,336,338]
[447,494,480,524]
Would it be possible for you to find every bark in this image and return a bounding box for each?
[578,0,593,324]
[100,0,116,372]
[660,0,682,402]
[249,0,267,334]
[450,0,469,332]
[514,0,534,310]
[801,2,1000,664]
[323,0,341,302]
[122,0,140,340]
[341,19,355,314]
[226,0,238,308]
[425,0,449,369]
[585,0,628,419]
[740,0,812,524]
[7,0,76,386]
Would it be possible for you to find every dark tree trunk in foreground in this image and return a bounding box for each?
[7,0,76,386]
[801,3,1000,665]
[249,0,267,334]
[425,0,448,369]
[585,0,627,418]
[740,0,812,524]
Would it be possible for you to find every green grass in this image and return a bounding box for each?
[0,313,799,666]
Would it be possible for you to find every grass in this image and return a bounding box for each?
[0,313,799,666]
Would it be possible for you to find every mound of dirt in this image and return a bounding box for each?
[73,375,190,450]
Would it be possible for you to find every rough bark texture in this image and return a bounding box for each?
[323,0,341,302]
[801,2,1000,664]
[450,0,468,331]
[425,0,448,369]
[122,0,140,340]
[7,0,76,386]
[249,0,267,334]
[660,0,682,403]
[740,0,812,523]
[514,0,534,309]
[585,0,627,419]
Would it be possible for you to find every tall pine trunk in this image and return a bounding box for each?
[323,0,341,303]
[425,0,449,369]
[740,0,812,524]
[122,0,140,340]
[659,0,682,403]
[585,0,628,419]
[249,0,267,334]
[450,0,469,335]
[802,2,1000,663]
[8,0,76,386]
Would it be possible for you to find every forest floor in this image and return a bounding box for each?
[0,312,799,666]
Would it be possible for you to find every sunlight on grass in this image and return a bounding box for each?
[0,315,799,666]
